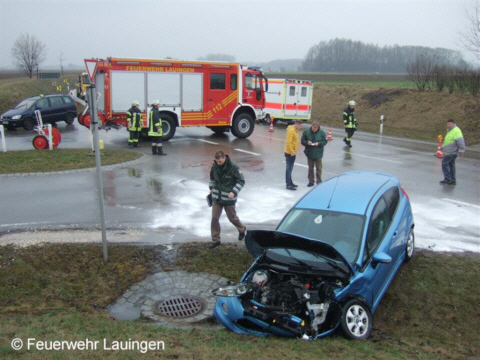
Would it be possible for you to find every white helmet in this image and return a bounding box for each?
[152,99,160,106]
[348,100,356,106]
[132,100,140,106]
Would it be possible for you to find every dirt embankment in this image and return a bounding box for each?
[311,85,480,145]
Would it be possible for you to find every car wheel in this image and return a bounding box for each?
[65,113,75,125]
[404,229,415,263]
[231,113,254,138]
[341,299,372,340]
[23,117,36,131]
[160,114,176,141]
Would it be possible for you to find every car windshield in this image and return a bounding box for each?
[14,99,36,110]
[276,209,365,263]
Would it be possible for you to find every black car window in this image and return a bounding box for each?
[363,197,391,264]
[63,96,74,105]
[49,97,63,107]
[383,187,400,219]
[36,98,49,109]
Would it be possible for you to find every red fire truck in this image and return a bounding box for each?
[78,57,268,140]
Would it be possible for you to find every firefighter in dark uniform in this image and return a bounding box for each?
[343,100,358,148]
[126,100,142,148]
[149,100,166,155]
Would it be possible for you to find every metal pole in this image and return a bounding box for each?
[87,84,108,263]
[0,125,6,152]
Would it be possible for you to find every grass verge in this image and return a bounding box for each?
[0,242,478,359]
[0,149,142,174]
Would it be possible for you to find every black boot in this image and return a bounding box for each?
[157,146,167,156]
[152,146,157,155]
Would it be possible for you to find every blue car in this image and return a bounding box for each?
[213,171,415,340]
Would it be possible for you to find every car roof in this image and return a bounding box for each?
[295,171,399,216]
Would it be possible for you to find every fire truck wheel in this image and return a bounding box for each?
[160,114,176,141]
[23,117,36,131]
[231,113,254,138]
[208,126,229,134]
[32,135,48,150]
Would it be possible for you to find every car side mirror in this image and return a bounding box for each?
[371,252,392,268]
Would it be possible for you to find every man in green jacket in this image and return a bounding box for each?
[301,122,328,186]
[440,119,465,185]
[208,150,246,249]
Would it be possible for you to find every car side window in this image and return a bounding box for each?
[49,97,63,107]
[36,98,49,109]
[383,187,400,219]
[363,197,391,264]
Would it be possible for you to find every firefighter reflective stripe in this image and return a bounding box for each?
[127,109,142,131]
[233,182,244,194]
[343,109,357,129]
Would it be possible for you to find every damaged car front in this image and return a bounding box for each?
[213,230,357,340]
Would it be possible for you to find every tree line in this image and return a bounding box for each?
[301,38,469,74]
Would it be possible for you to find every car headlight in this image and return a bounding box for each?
[212,283,251,297]
[12,115,21,120]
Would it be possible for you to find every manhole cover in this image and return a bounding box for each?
[155,296,205,318]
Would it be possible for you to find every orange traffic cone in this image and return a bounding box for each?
[435,136,443,158]
[269,116,274,132]
[327,129,333,141]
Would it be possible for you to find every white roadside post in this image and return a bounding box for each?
[87,83,108,263]
[47,124,53,150]
[380,115,384,135]
[0,125,6,152]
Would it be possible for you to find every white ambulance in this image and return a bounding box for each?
[262,78,314,124]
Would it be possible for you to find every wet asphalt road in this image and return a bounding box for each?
[1,121,479,249]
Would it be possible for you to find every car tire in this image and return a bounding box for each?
[341,299,372,340]
[160,113,176,141]
[231,113,254,138]
[23,117,36,131]
[404,229,415,263]
[65,112,76,125]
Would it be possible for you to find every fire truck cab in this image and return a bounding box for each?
[79,57,268,140]
[262,78,313,124]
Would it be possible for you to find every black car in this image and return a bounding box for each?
[0,94,78,130]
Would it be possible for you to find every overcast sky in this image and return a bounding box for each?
[0,0,477,69]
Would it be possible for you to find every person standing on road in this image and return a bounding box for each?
[440,118,465,185]
[148,100,166,156]
[126,100,142,148]
[301,121,328,186]
[284,120,303,191]
[343,100,358,147]
[209,150,246,249]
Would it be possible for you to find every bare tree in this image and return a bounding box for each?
[59,52,65,76]
[11,33,47,78]
[406,53,437,90]
[458,0,480,62]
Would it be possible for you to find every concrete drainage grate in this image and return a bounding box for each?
[155,296,205,318]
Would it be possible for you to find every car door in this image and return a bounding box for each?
[35,97,52,124]
[47,96,66,123]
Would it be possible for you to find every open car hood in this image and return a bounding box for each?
[245,230,354,276]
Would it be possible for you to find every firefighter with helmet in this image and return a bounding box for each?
[343,100,358,147]
[126,100,142,148]
[149,100,167,155]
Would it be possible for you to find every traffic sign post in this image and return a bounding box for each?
[85,59,98,84]
[87,84,108,263]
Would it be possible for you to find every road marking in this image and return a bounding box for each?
[234,149,261,156]
[283,161,308,168]
[197,139,219,145]
[255,134,285,142]
[394,147,432,155]
[442,198,480,210]
[352,153,403,164]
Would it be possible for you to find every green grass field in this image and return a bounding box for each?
[0,243,478,359]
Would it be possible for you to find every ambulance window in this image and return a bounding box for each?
[230,74,237,90]
[210,73,225,90]
[301,87,307,97]
[289,86,295,96]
